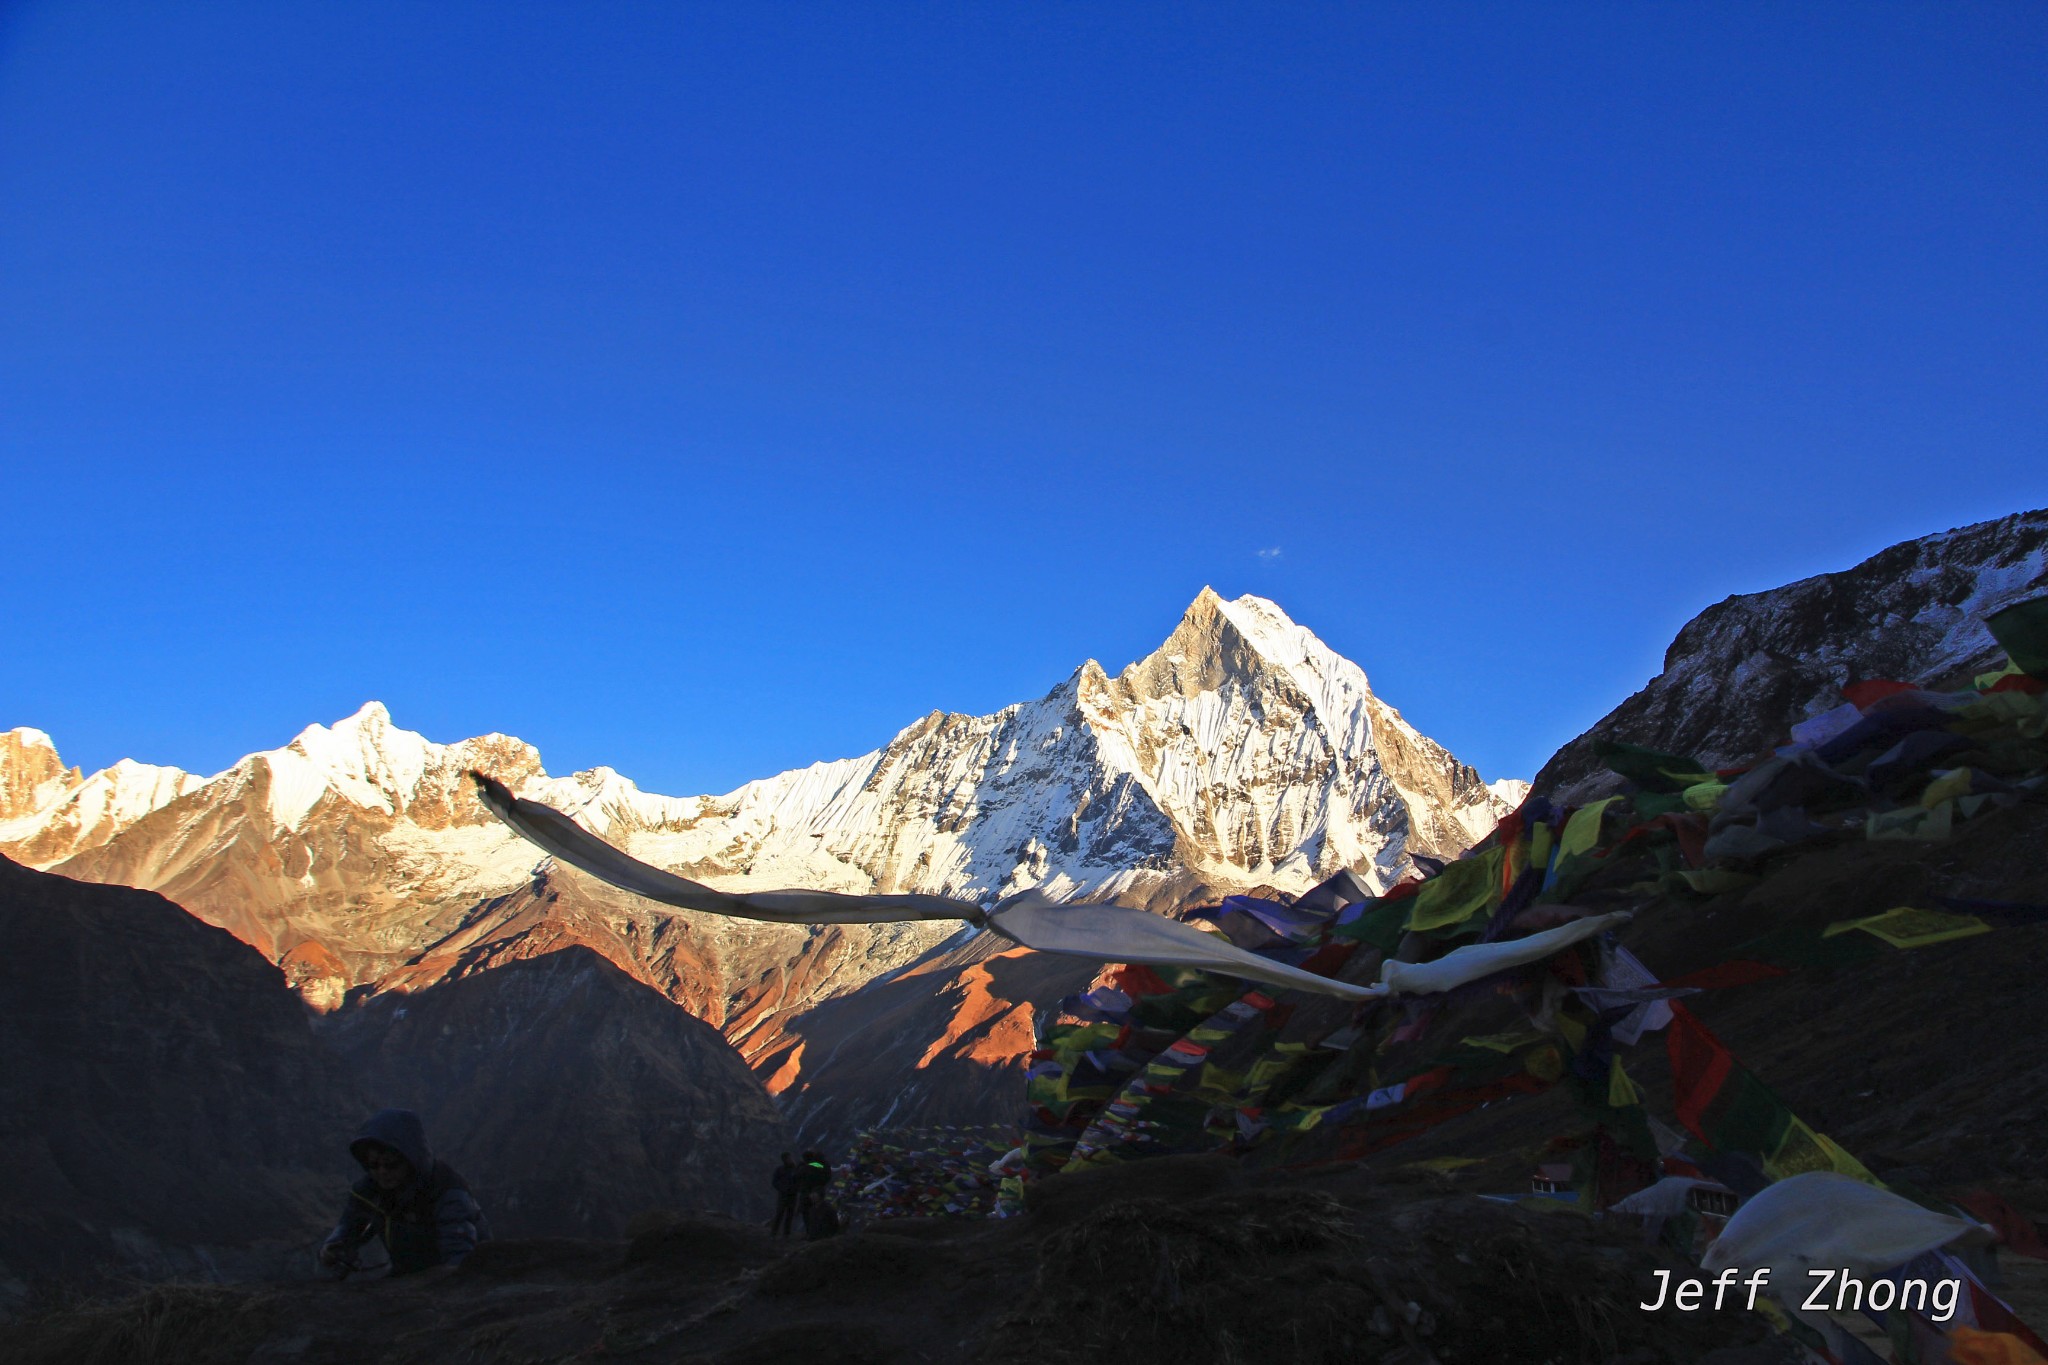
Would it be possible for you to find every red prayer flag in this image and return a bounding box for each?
[1662,959,1789,991]
[1108,963,1173,998]
[1957,1191,2048,1262]
[1666,1003,1736,1138]
[1843,678,1917,709]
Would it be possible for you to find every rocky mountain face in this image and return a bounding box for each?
[0,729,80,822]
[1534,508,2048,803]
[0,592,1516,1113]
[761,932,1104,1145]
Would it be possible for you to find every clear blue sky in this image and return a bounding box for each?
[4,3,2044,794]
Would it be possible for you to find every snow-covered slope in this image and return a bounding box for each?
[0,755,204,865]
[0,591,1517,1061]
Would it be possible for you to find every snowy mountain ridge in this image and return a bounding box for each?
[1,590,1516,1048]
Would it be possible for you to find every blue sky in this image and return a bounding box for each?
[4,3,2044,795]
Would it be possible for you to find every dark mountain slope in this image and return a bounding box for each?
[2,854,796,1302]
[323,947,793,1234]
[10,1159,1782,1365]
[0,854,365,1295]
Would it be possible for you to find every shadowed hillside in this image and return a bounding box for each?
[0,856,365,1296]
[322,947,791,1232]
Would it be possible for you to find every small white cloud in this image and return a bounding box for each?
[1255,546,1282,560]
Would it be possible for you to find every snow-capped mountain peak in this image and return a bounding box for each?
[2,590,1518,1044]
[282,701,435,815]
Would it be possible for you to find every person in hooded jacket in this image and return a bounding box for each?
[318,1108,486,1277]
[797,1150,837,1239]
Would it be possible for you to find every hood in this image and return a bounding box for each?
[350,1107,434,1175]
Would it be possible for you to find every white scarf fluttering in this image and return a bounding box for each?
[472,772,1622,1002]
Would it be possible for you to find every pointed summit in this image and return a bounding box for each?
[282,702,435,812]
[1119,589,1374,723]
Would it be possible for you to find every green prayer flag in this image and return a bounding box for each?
[1406,846,1504,933]
[1592,739,1715,793]
[1986,594,2048,679]
[1334,899,1410,953]
[1630,791,1689,819]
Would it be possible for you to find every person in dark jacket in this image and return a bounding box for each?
[797,1150,835,1238]
[318,1108,486,1277]
[769,1152,800,1237]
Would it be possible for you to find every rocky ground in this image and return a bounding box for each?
[12,1156,1798,1365]
[1534,508,2046,802]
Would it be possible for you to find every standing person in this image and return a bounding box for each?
[317,1108,486,1277]
[769,1152,800,1237]
[797,1149,832,1237]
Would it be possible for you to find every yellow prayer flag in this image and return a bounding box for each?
[1766,1118,1883,1185]
[1682,781,1728,811]
[1460,1028,1551,1054]
[1823,906,1992,949]
[1405,846,1505,933]
[1558,797,1619,859]
[1950,1326,2048,1365]
[1921,767,1975,809]
[1607,1056,1641,1108]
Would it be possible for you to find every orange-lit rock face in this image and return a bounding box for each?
[760,934,1101,1143]
[762,1041,806,1097]
[917,949,1040,1070]
[279,938,350,1012]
